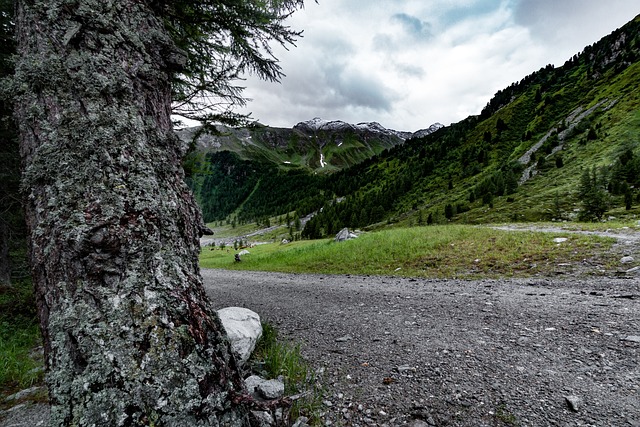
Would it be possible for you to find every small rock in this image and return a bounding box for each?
[274,408,283,424]
[622,335,640,343]
[292,417,310,427]
[625,266,640,274]
[620,256,635,264]
[217,307,262,366]
[245,375,285,400]
[564,395,582,412]
[251,410,274,427]
[323,400,334,407]
[335,228,358,242]
[335,335,353,342]
[553,237,568,243]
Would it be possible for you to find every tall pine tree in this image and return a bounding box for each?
[12,1,304,425]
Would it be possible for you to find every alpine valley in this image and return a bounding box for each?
[183,14,640,238]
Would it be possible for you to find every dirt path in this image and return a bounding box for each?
[202,269,640,426]
[490,224,640,247]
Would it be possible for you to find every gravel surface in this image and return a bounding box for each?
[202,269,640,427]
[3,228,639,427]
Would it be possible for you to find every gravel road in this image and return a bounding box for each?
[202,269,640,427]
[3,269,638,427]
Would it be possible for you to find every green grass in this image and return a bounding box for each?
[0,280,44,399]
[250,322,322,424]
[200,224,618,278]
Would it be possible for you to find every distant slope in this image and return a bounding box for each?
[302,14,640,236]
[178,119,443,173]
[180,119,442,223]
[184,14,640,231]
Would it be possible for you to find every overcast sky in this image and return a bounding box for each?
[235,0,638,132]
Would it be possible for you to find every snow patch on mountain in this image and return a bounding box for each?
[294,118,353,132]
[293,117,442,141]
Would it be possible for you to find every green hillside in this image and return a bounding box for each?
[190,14,640,233]
[180,119,417,223]
[302,14,640,237]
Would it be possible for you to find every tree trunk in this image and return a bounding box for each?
[14,1,248,425]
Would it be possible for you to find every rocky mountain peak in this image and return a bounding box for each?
[293,118,443,141]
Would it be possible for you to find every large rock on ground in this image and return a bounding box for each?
[335,227,358,242]
[217,307,262,365]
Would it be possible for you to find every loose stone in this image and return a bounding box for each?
[565,395,582,412]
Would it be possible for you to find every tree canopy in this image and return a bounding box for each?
[159,0,305,127]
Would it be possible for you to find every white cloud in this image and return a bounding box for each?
[235,0,639,131]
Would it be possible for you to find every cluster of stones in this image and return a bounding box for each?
[217,307,310,427]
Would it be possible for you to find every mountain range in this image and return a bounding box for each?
[185,14,640,236]
[178,119,443,173]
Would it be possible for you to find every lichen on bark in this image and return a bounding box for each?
[14,1,248,425]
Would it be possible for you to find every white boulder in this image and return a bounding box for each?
[217,307,262,365]
[335,227,358,242]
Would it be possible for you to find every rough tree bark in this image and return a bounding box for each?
[14,1,248,425]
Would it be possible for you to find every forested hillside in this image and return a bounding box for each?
[190,14,640,235]
[183,120,441,223]
[193,150,327,224]
[302,14,640,237]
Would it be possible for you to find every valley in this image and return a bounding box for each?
[182,15,640,239]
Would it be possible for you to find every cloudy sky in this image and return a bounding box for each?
[235,0,638,132]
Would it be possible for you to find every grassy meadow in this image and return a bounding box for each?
[200,224,623,278]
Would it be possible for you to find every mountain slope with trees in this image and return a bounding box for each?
[299,14,640,236]
[179,119,440,174]
[183,120,443,223]
[187,14,640,236]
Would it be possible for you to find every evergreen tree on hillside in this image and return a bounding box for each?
[578,167,609,222]
[624,183,633,210]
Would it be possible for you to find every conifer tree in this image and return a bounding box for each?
[0,0,21,285]
[624,183,633,210]
[12,1,305,425]
[578,167,609,221]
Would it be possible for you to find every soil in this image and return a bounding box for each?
[202,269,640,427]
